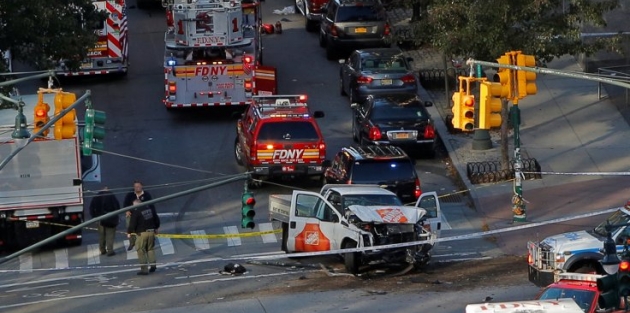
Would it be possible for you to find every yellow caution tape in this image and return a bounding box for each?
[156,229,281,239]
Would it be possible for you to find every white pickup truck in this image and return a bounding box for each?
[269,185,441,274]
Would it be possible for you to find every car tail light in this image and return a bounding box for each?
[414,178,422,199]
[168,81,177,95]
[319,143,326,158]
[368,126,381,140]
[401,74,416,84]
[330,24,338,37]
[528,253,533,264]
[244,79,252,92]
[384,22,390,36]
[357,76,373,84]
[424,124,435,139]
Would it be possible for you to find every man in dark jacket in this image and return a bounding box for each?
[89,187,121,256]
[127,199,160,275]
[123,180,155,251]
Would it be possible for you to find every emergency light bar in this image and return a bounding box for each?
[556,272,603,282]
[253,95,309,107]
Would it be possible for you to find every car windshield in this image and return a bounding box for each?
[257,121,319,141]
[537,287,595,313]
[342,194,403,208]
[336,6,385,22]
[350,160,416,182]
[593,210,630,237]
[362,57,407,71]
[371,102,426,121]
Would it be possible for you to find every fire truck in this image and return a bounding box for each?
[56,0,129,76]
[0,90,100,250]
[163,0,277,109]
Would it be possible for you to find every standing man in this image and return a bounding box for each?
[123,180,155,251]
[127,199,160,275]
[89,187,121,256]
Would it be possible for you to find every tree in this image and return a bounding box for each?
[407,0,622,168]
[0,0,107,73]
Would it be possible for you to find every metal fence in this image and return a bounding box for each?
[597,65,630,106]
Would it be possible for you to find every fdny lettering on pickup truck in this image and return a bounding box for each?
[273,149,304,160]
[195,66,227,76]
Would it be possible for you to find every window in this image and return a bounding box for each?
[342,194,402,208]
[335,6,384,22]
[256,122,319,141]
[417,194,438,218]
[350,160,416,182]
[538,288,595,313]
[370,102,426,121]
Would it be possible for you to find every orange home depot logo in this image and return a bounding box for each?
[295,223,330,252]
[375,208,408,223]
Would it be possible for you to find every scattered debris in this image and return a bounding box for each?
[219,263,247,276]
[273,6,295,15]
[320,264,355,277]
[367,290,388,295]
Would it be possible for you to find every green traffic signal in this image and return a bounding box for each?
[82,109,106,156]
[241,192,256,229]
[597,273,619,310]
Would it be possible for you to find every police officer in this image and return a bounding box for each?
[127,199,160,275]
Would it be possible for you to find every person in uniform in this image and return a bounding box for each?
[89,187,121,256]
[123,180,155,251]
[127,199,160,275]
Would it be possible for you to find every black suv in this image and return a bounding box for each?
[318,0,392,60]
[323,144,421,203]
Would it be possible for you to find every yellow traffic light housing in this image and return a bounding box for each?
[33,93,51,137]
[451,76,476,131]
[515,53,537,99]
[494,54,514,100]
[461,95,475,131]
[479,81,504,129]
[53,92,78,140]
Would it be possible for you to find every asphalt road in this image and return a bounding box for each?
[0,0,504,311]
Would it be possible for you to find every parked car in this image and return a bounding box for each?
[295,0,328,32]
[351,94,436,158]
[323,144,422,203]
[319,0,392,60]
[339,48,417,104]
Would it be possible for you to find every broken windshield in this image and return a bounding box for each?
[593,210,630,237]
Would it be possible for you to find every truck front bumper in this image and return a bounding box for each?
[253,164,325,177]
[528,264,556,287]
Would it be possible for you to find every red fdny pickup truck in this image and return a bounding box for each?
[536,273,626,313]
[234,95,329,186]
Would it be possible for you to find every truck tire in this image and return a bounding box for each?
[234,138,244,166]
[343,240,360,274]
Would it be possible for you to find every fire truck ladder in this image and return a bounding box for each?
[165,0,252,50]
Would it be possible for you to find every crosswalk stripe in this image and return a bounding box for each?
[87,244,101,265]
[54,249,69,269]
[191,230,210,250]
[258,223,278,243]
[224,226,241,247]
[19,254,32,273]
[125,240,138,260]
[157,237,174,255]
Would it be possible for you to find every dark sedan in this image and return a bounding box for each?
[351,94,437,158]
[339,48,418,104]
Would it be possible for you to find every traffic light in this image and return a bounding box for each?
[53,92,77,140]
[241,191,256,229]
[515,53,537,99]
[450,77,475,131]
[618,259,630,297]
[597,273,620,310]
[494,54,514,100]
[82,108,106,156]
[33,97,50,137]
[478,81,504,129]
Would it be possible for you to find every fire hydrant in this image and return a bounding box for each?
[275,21,282,34]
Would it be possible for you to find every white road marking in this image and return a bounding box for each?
[224,226,241,247]
[5,283,69,293]
[191,230,210,250]
[87,244,101,265]
[124,240,137,260]
[18,254,32,273]
[258,222,277,243]
[54,249,69,269]
[157,237,174,255]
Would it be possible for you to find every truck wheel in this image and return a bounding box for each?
[306,20,318,33]
[234,138,244,166]
[343,241,360,274]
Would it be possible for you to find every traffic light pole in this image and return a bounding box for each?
[467,58,630,223]
[0,90,92,171]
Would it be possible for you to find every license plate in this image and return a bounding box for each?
[81,62,92,69]
[381,79,392,85]
[354,27,367,33]
[282,165,295,172]
[26,221,39,228]
[393,133,411,139]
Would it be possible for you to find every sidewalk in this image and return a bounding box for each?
[387,8,630,256]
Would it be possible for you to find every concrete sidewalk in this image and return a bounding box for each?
[386,6,630,257]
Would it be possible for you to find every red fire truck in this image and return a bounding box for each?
[163,0,277,109]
